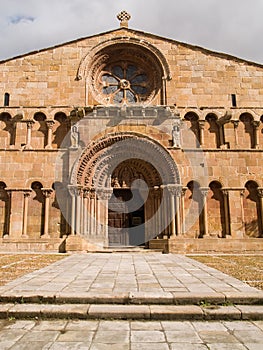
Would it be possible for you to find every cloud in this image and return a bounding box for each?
[0,0,262,64]
[8,15,35,25]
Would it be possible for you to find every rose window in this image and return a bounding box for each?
[99,63,149,104]
[88,43,164,105]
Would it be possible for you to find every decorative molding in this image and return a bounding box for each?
[76,36,171,83]
[71,132,180,189]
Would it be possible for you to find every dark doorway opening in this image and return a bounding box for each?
[108,188,145,246]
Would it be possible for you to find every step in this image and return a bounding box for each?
[1,291,263,305]
[1,303,263,321]
[97,246,163,253]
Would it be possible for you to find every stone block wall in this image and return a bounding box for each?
[0,27,262,251]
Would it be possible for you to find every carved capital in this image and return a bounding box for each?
[83,188,90,199]
[167,184,183,197]
[23,191,32,199]
[221,189,229,197]
[25,120,35,129]
[257,188,263,198]
[252,120,260,129]
[153,186,161,198]
[181,187,188,197]
[45,120,55,129]
[97,188,113,200]
[89,189,96,200]
[68,185,78,197]
[200,187,209,197]
[41,188,53,198]
[231,120,239,128]
[198,120,206,129]
[240,189,246,197]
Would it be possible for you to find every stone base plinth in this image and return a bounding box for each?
[167,237,263,254]
[65,235,105,252]
[0,237,65,253]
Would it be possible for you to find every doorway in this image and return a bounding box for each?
[108,188,145,246]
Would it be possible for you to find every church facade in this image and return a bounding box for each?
[0,12,263,253]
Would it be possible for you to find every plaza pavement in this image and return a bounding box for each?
[1,252,263,348]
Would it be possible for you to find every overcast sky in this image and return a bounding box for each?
[0,0,263,64]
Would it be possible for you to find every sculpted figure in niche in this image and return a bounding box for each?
[172,120,181,148]
[70,125,79,148]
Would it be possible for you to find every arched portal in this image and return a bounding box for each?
[70,133,181,247]
[108,158,162,246]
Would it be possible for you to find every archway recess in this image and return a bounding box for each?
[69,133,181,247]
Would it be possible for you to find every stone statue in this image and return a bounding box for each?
[172,120,181,148]
[70,125,79,148]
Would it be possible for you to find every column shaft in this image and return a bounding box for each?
[45,120,55,149]
[200,188,209,237]
[22,192,30,237]
[42,189,53,238]
[175,194,181,236]
[257,189,263,236]
[24,121,34,149]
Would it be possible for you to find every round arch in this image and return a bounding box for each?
[77,36,171,81]
[71,132,180,188]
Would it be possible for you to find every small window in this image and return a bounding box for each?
[231,94,237,107]
[4,93,10,107]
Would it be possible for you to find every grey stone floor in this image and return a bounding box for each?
[1,253,263,347]
[0,253,259,298]
[0,319,263,349]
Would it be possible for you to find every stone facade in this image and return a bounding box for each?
[0,14,263,252]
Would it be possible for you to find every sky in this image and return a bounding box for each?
[0,0,263,64]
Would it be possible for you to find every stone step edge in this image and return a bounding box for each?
[1,292,263,305]
[0,303,263,321]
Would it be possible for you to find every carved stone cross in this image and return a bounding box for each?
[117,10,131,28]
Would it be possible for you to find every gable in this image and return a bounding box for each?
[0,27,263,108]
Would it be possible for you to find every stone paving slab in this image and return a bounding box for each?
[0,253,263,305]
[0,319,263,349]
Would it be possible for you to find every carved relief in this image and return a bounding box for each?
[71,133,180,188]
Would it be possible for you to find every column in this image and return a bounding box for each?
[97,188,112,241]
[68,186,77,235]
[75,187,83,235]
[153,186,161,238]
[6,189,30,238]
[45,120,55,149]
[221,189,231,236]
[200,188,209,237]
[167,185,177,238]
[227,188,246,238]
[216,120,227,148]
[89,188,96,235]
[161,185,169,237]
[252,121,260,149]
[216,110,232,149]
[181,187,187,234]
[10,120,17,146]
[22,191,31,237]
[198,120,206,146]
[41,188,53,237]
[24,120,35,149]
[175,186,182,236]
[83,188,89,235]
[257,188,263,236]
[231,120,239,148]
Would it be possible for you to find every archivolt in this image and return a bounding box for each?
[76,36,171,81]
[71,133,180,188]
